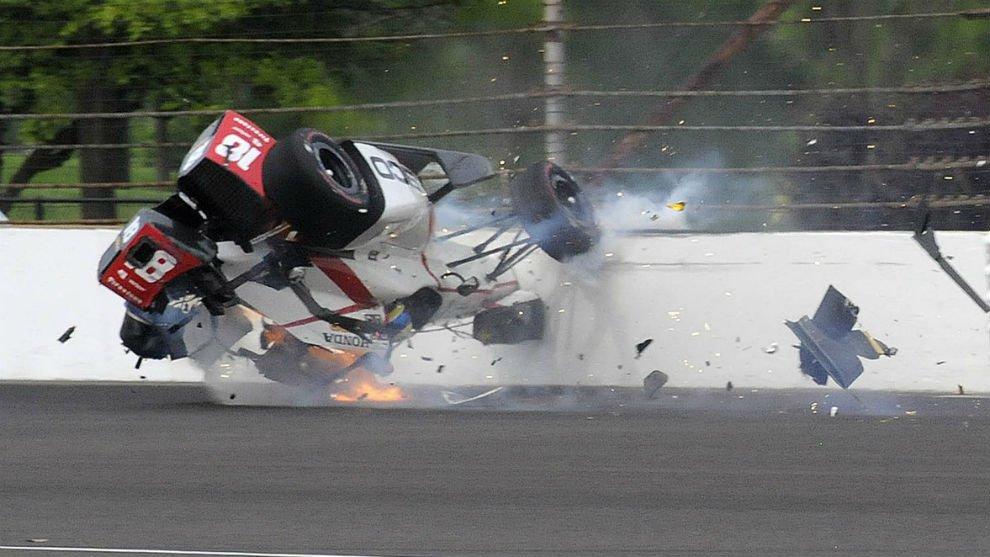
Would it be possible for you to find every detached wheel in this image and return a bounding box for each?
[263,129,383,248]
[510,161,599,261]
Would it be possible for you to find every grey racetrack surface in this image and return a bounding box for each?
[1,383,989,557]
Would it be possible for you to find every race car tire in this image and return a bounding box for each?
[509,161,599,261]
[263,129,384,248]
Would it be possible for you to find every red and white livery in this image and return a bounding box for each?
[98,111,599,388]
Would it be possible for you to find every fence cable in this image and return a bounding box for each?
[1,9,986,51]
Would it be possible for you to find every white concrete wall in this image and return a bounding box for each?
[1,227,986,391]
[0,228,202,382]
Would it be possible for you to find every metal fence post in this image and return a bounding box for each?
[154,116,170,182]
[543,0,566,164]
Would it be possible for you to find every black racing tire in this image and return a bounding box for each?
[263,129,383,248]
[509,161,599,261]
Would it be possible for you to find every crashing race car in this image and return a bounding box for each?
[98,111,599,391]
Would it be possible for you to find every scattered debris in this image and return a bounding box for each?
[936,361,946,366]
[134,357,143,370]
[649,214,660,221]
[764,342,778,354]
[666,201,686,212]
[726,381,733,391]
[436,365,445,374]
[491,357,503,366]
[57,326,75,343]
[643,370,669,399]
[959,385,965,395]
[421,356,434,361]
[829,406,839,417]
[635,338,654,359]
[786,285,896,389]
[441,386,504,406]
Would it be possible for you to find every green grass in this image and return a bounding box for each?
[1,153,172,221]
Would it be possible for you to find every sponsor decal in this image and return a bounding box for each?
[323,332,372,348]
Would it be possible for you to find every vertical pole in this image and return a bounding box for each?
[154,116,170,182]
[543,0,566,164]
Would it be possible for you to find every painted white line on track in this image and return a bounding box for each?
[0,547,384,557]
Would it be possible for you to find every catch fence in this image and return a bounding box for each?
[0,4,987,229]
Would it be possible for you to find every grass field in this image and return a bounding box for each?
[1,152,174,222]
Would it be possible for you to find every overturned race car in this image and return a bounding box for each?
[98,111,599,390]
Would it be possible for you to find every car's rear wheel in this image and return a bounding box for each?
[263,129,383,248]
[510,161,599,261]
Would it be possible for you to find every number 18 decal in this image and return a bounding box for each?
[215,133,262,171]
[133,250,178,283]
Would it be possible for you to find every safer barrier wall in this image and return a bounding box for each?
[1,228,987,391]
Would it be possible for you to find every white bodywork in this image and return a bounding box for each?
[210,142,526,357]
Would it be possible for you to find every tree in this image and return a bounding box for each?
[0,0,465,218]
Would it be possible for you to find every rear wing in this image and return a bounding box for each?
[359,141,496,201]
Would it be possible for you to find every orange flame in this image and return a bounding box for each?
[330,368,405,403]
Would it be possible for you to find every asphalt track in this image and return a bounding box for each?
[2,383,990,557]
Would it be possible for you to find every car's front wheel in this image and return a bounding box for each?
[509,161,599,261]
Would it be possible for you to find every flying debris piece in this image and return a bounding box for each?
[436,365,445,374]
[786,286,896,389]
[134,357,144,370]
[491,357,503,366]
[726,381,733,391]
[958,385,965,395]
[913,210,990,313]
[666,201,686,212]
[829,406,839,417]
[57,326,75,343]
[441,386,504,406]
[643,370,669,399]
[635,338,654,359]
[764,342,778,354]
